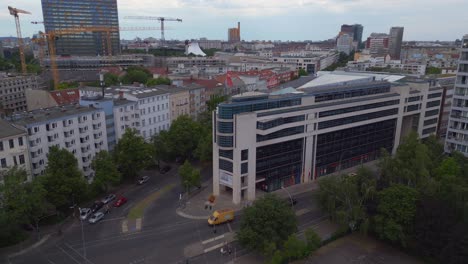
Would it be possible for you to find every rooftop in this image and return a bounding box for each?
[9,104,101,126]
[0,119,26,139]
[104,85,170,98]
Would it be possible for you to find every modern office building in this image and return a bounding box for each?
[340,24,363,47]
[336,34,354,55]
[8,105,108,180]
[0,119,31,181]
[445,35,468,155]
[389,27,404,60]
[213,73,443,204]
[366,33,390,57]
[0,73,40,113]
[41,0,120,56]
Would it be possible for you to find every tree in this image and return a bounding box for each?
[283,234,308,261]
[166,115,202,159]
[41,147,88,212]
[114,128,152,180]
[120,70,149,84]
[298,68,308,76]
[146,76,171,86]
[374,184,418,247]
[91,151,121,193]
[194,130,212,162]
[426,66,442,75]
[151,130,171,167]
[206,94,227,112]
[237,194,297,255]
[178,160,201,192]
[318,167,375,231]
[305,228,322,252]
[104,73,119,86]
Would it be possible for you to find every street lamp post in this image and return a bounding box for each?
[281,186,293,208]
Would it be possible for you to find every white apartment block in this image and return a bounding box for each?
[0,119,31,181]
[0,73,40,113]
[9,105,107,180]
[213,74,443,204]
[446,35,468,155]
[109,86,171,141]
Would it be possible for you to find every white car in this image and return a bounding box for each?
[138,176,150,185]
[88,212,105,224]
[101,194,116,204]
[79,208,92,221]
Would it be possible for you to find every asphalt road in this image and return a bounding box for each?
[8,165,326,264]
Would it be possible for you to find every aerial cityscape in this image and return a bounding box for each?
[0,1,467,264]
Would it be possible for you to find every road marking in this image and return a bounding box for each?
[227,223,232,232]
[136,218,142,231]
[64,242,95,264]
[122,220,128,233]
[55,245,81,264]
[295,208,311,216]
[99,216,125,223]
[201,234,225,245]
[203,242,225,253]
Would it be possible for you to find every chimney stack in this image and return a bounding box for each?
[237,22,240,40]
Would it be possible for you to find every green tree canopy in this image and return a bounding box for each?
[237,194,297,255]
[146,76,171,86]
[104,73,120,86]
[91,151,121,193]
[206,94,227,112]
[166,115,202,159]
[41,147,88,212]
[178,160,201,192]
[114,128,152,180]
[374,184,418,247]
[298,68,308,76]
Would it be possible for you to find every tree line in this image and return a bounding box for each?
[318,132,468,264]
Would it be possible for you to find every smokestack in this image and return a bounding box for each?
[238,22,240,40]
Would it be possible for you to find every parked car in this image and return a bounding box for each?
[88,212,105,224]
[114,196,128,207]
[79,208,92,220]
[91,201,104,213]
[101,194,116,204]
[137,176,150,185]
[159,165,171,174]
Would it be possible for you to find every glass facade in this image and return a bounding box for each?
[41,0,120,56]
[318,108,398,129]
[315,119,397,177]
[218,97,302,120]
[256,138,304,192]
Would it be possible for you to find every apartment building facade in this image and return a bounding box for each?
[9,105,108,180]
[0,74,40,113]
[0,119,31,181]
[445,35,468,155]
[213,79,443,204]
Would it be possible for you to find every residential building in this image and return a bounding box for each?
[213,73,443,204]
[26,88,80,111]
[164,87,190,121]
[186,84,207,119]
[366,33,390,57]
[389,27,404,60]
[445,35,468,155]
[81,86,171,141]
[272,52,339,73]
[41,0,120,56]
[336,34,354,55]
[0,74,40,113]
[9,105,108,180]
[198,38,223,50]
[0,119,30,181]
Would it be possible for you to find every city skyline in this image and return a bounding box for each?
[0,0,467,42]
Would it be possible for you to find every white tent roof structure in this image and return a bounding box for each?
[185,42,206,56]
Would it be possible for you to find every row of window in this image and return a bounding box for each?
[318,108,398,130]
[0,155,26,168]
[424,118,438,126]
[314,84,391,103]
[218,98,302,119]
[319,100,400,118]
[0,137,24,151]
[257,115,305,130]
[256,126,305,142]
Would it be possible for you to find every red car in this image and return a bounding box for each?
[113,196,128,207]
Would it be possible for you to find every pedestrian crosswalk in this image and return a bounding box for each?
[121,218,142,233]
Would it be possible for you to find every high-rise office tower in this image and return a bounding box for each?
[41,0,120,56]
[388,27,404,60]
[340,24,364,47]
[446,35,468,155]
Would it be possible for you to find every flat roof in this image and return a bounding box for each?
[0,119,26,138]
[9,105,101,126]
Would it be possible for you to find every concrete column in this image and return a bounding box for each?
[303,135,314,183]
[247,147,256,201]
[232,148,242,205]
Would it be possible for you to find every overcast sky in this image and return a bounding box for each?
[1,0,467,42]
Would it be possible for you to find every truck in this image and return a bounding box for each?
[207,209,234,226]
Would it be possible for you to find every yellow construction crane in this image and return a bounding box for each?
[8,6,31,74]
[124,16,182,44]
[42,26,165,89]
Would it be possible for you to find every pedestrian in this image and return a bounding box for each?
[228,245,232,255]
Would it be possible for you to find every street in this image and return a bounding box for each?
[7,165,327,264]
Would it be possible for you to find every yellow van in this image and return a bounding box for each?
[208,209,234,225]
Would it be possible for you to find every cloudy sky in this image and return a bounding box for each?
[1,0,467,42]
